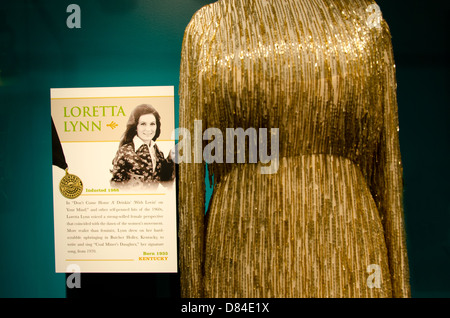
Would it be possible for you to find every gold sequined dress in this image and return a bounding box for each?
[178,0,410,298]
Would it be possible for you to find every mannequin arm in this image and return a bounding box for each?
[178,10,207,298]
[373,21,411,298]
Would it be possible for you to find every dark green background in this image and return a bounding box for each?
[0,0,448,298]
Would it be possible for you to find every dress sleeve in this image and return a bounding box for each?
[154,144,175,182]
[178,10,207,298]
[372,22,411,298]
[110,145,130,185]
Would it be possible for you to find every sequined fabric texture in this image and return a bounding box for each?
[178,0,410,298]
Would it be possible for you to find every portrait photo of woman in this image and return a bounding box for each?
[110,104,175,189]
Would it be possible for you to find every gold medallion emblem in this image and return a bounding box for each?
[60,168,83,199]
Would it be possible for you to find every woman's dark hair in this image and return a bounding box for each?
[120,104,161,146]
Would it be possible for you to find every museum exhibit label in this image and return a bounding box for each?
[51,86,177,273]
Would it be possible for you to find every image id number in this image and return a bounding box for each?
[225,302,269,313]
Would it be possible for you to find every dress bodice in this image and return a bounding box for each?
[182,0,394,183]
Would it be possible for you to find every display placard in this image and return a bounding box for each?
[51,86,177,273]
